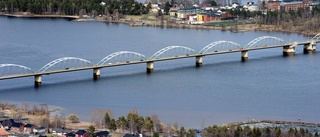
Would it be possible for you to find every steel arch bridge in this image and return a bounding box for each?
[245,36,286,49]
[0,64,34,76]
[199,41,242,53]
[311,33,320,41]
[149,46,196,59]
[38,57,93,72]
[97,51,146,65]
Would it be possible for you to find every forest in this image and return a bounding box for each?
[0,0,151,15]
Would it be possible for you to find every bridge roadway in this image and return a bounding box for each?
[0,40,318,87]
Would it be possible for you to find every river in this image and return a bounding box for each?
[0,16,319,128]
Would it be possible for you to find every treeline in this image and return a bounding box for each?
[201,125,320,137]
[229,6,320,34]
[0,0,151,15]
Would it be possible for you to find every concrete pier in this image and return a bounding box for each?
[304,41,316,53]
[196,56,203,67]
[241,50,248,62]
[34,75,42,87]
[146,61,154,73]
[283,43,296,56]
[93,68,101,80]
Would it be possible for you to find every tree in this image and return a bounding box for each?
[153,132,159,137]
[67,114,80,123]
[176,126,186,137]
[104,112,111,128]
[187,129,196,137]
[151,114,161,133]
[108,119,117,131]
[274,127,281,137]
[127,109,145,133]
[116,116,128,133]
[143,116,153,133]
[90,109,111,128]
[164,2,170,15]
[146,2,151,13]
[87,125,95,137]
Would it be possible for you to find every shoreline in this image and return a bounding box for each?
[0,13,79,19]
[223,120,320,128]
[0,13,318,36]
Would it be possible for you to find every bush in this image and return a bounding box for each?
[67,114,80,123]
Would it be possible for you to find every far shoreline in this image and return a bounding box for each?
[1,12,318,37]
[0,13,79,19]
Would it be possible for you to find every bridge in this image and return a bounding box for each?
[0,34,319,87]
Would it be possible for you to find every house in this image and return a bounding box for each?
[65,132,76,137]
[0,128,10,136]
[52,127,72,136]
[95,131,109,137]
[24,123,36,133]
[75,130,88,137]
[123,134,137,137]
[33,127,46,134]
[0,119,15,130]
[10,122,24,132]
[169,7,179,16]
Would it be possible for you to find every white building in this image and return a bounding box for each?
[248,5,260,11]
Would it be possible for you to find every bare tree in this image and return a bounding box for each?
[151,114,161,133]
[90,109,111,129]
[21,103,29,113]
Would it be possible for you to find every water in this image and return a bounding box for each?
[0,16,319,128]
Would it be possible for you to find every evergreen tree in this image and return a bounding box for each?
[87,125,95,137]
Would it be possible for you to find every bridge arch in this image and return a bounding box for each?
[199,41,242,53]
[0,64,34,76]
[97,51,146,65]
[149,46,196,59]
[38,57,93,72]
[245,36,286,49]
[311,33,320,41]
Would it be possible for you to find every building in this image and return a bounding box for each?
[53,127,72,136]
[280,0,311,12]
[177,6,204,20]
[95,131,109,137]
[267,1,281,11]
[75,130,88,137]
[33,127,46,134]
[248,4,260,11]
[24,123,36,133]
[10,122,24,132]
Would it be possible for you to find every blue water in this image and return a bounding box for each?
[0,16,319,128]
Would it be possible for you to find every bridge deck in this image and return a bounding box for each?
[0,41,317,80]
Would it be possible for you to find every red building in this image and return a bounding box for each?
[280,0,311,12]
[267,1,281,11]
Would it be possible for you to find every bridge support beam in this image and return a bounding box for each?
[196,56,203,67]
[241,50,248,61]
[34,75,42,87]
[93,68,101,80]
[146,61,154,73]
[283,43,296,56]
[304,41,316,53]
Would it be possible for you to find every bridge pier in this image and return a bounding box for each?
[304,41,316,53]
[34,75,42,87]
[196,56,203,67]
[146,61,154,73]
[283,43,296,56]
[93,68,101,80]
[241,50,248,62]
